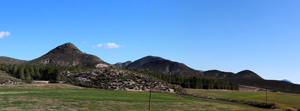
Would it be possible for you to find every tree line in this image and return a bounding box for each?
[0,64,92,83]
[126,68,239,90]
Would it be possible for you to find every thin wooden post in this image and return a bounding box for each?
[266,88,267,104]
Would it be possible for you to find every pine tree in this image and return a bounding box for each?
[25,70,33,83]
[19,67,25,80]
[12,65,18,77]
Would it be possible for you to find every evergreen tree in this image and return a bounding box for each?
[25,70,33,83]
[12,65,18,77]
[19,67,25,80]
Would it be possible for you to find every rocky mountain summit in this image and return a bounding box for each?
[28,43,106,67]
[61,67,185,94]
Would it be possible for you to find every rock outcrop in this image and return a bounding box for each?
[61,67,185,94]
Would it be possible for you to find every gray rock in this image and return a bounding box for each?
[61,67,185,93]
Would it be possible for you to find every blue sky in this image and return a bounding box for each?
[1,0,299,84]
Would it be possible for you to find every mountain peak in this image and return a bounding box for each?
[28,42,105,67]
[48,42,83,54]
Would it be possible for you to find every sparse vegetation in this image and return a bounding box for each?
[186,88,300,110]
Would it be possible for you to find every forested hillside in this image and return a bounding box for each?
[0,64,93,83]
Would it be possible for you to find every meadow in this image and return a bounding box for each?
[186,89,300,110]
[0,84,272,111]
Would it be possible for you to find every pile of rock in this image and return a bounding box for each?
[61,67,185,94]
[0,81,24,85]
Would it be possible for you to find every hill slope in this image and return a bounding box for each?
[27,43,106,67]
[0,70,23,84]
[0,56,27,64]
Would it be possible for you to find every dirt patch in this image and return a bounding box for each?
[0,92,29,94]
[0,107,19,111]
[0,83,85,89]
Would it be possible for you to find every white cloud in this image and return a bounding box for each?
[0,31,10,39]
[93,44,102,48]
[93,43,121,49]
[81,42,87,44]
[103,43,120,49]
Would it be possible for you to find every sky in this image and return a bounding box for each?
[0,0,299,84]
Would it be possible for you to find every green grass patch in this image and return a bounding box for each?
[0,84,272,110]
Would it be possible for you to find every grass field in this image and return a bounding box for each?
[0,84,272,111]
[186,88,300,110]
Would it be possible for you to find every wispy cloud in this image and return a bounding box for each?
[103,43,120,49]
[0,31,10,39]
[93,44,103,48]
[93,43,122,49]
[81,42,87,44]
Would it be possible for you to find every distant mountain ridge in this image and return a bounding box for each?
[114,61,132,67]
[125,56,263,79]
[27,43,107,67]
[126,56,164,68]
[125,56,203,77]
[203,70,263,80]
[282,79,293,83]
[138,59,204,77]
